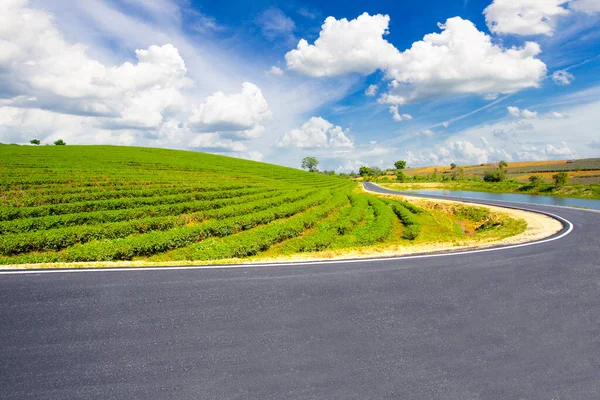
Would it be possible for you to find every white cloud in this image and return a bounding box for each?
[365,84,378,96]
[379,94,600,167]
[484,0,570,36]
[442,121,450,128]
[552,70,575,85]
[520,109,538,119]
[389,106,412,121]
[419,129,434,137]
[286,14,547,105]
[444,141,491,164]
[336,159,366,173]
[484,93,499,101]
[186,82,272,150]
[285,13,401,77]
[277,116,354,148]
[267,66,284,76]
[381,18,547,104]
[0,0,199,130]
[187,82,271,133]
[246,150,264,161]
[569,0,600,14]
[507,106,538,119]
[544,142,575,156]
[189,133,247,152]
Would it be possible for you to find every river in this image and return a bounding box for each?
[396,189,600,211]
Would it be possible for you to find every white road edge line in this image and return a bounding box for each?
[0,189,575,275]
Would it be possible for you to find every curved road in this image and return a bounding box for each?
[1,183,599,399]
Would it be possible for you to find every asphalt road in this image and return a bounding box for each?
[1,183,599,399]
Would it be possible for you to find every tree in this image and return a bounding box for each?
[359,166,372,177]
[499,160,508,169]
[394,160,406,170]
[54,139,66,146]
[529,175,543,186]
[553,172,569,186]
[30,139,40,145]
[396,170,406,182]
[450,163,457,169]
[483,169,505,183]
[301,156,318,172]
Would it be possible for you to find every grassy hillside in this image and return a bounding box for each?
[0,145,524,266]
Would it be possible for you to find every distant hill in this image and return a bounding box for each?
[404,159,600,185]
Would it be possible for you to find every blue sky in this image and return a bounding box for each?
[1,0,599,171]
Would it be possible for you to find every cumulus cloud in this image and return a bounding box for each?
[285,14,547,104]
[187,82,271,133]
[552,70,575,85]
[285,13,400,77]
[186,82,271,150]
[0,0,196,130]
[380,18,547,104]
[389,106,412,121]
[484,0,570,36]
[277,117,354,148]
[507,106,538,119]
[365,84,378,96]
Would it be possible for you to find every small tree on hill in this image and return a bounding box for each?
[394,160,406,170]
[499,160,508,169]
[30,139,40,145]
[483,169,505,183]
[54,139,66,146]
[450,163,457,169]
[359,166,372,177]
[301,156,319,172]
[553,172,569,186]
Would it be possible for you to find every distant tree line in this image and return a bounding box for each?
[29,139,66,146]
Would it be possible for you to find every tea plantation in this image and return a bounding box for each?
[0,145,517,265]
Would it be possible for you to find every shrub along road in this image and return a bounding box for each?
[1,186,599,399]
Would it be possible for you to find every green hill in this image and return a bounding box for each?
[0,145,524,266]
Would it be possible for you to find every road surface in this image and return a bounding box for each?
[1,183,599,399]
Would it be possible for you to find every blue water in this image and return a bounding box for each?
[401,189,600,211]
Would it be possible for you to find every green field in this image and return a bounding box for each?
[0,145,524,266]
